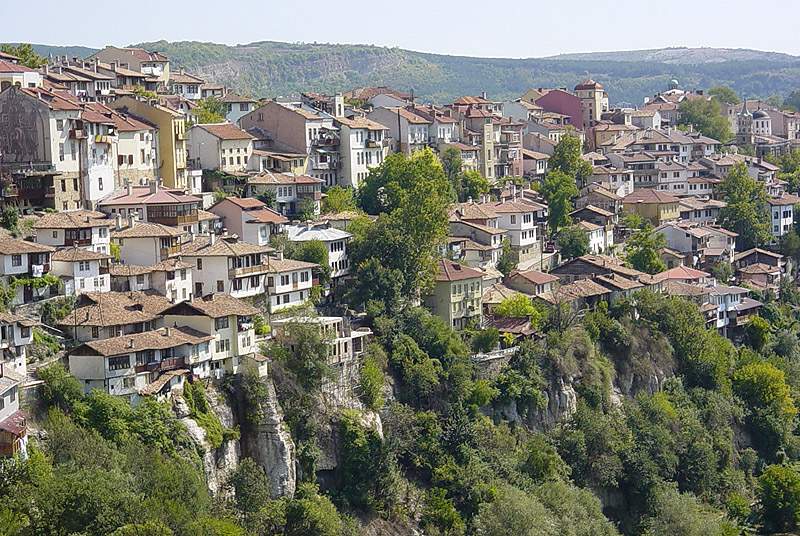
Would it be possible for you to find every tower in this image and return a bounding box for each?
[737,99,754,146]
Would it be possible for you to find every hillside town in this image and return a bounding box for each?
[3,41,800,535]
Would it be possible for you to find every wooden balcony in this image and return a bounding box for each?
[64,237,92,247]
[135,356,186,374]
[159,245,181,259]
[229,263,269,278]
[149,213,198,226]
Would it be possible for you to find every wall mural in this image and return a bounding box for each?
[0,87,49,165]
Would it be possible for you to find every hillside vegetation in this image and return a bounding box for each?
[27,41,800,105]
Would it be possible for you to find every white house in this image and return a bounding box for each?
[33,210,114,255]
[577,221,607,254]
[488,200,540,261]
[208,197,288,247]
[336,116,389,188]
[112,221,185,266]
[222,93,258,125]
[0,312,35,379]
[188,123,255,174]
[244,172,324,218]
[264,255,318,313]
[285,222,352,281]
[50,247,111,296]
[768,194,800,239]
[0,235,55,306]
[58,291,171,343]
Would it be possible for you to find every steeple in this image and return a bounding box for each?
[740,98,752,117]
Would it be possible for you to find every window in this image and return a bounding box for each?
[11,255,21,267]
[180,269,187,280]
[99,227,107,238]
[123,377,135,389]
[217,280,224,292]
[300,271,309,282]
[215,317,229,330]
[59,143,65,161]
[108,356,130,371]
[136,274,145,285]
[196,259,202,270]
[56,119,64,130]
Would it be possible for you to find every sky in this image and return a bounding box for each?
[3,0,800,58]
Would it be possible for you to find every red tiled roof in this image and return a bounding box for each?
[623,189,680,204]
[436,260,484,282]
[0,59,35,73]
[98,186,201,206]
[195,122,254,141]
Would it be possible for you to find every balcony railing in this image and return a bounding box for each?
[1,185,18,197]
[149,213,198,226]
[135,356,186,374]
[70,129,87,140]
[159,245,181,259]
[64,237,92,247]
[228,263,269,278]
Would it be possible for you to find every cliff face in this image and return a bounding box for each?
[238,378,297,499]
[173,384,240,497]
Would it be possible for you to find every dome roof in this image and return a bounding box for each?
[753,110,770,119]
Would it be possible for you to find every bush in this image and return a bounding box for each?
[359,344,386,411]
[471,328,499,353]
[759,464,800,532]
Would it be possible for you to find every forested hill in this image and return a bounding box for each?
[29,41,800,105]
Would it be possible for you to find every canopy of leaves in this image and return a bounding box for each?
[718,163,771,249]
[540,170,579,235]
[625,225,666,274]
[557,224,590,259]
[678,98,732,143]
[194,97,226,124]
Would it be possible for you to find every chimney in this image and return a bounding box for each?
[149,179,159,194]
[481,91,487,100]
[126,180,133,196]
[467,196,473,204]
[512,184,517,200]
[209,233,216,246]
[164,327,171,336]
[115,214,124,230]
[128,338,135,348]
[127,213,136,229]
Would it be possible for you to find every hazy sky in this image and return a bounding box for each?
[3,0,800,58]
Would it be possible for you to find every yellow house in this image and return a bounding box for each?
[109,96,188,190]
[622,189,681,226]
[426,260,484,330]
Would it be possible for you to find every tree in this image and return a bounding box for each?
[759,464,800,532]
[421,488,466,536]
[709,261,733,283]
[0,207,19,233]
[285,239,330,284]
[472,485,558,536]
[718,163,771,249]
[557,225,589,259]
[494,294,542,327]
[228,458,271,517]
[359,344,386,410]
[461,170,490,202]
[780,229,800,264]
[440,146,464,201]
[471,328,499,353]
[625,224,666,274]
[549,133,592,184]
[786,90,800,113]
[0,43,45,68]
[679,98,732,143]
[284,484,344,536]
[708,86,740,105]
[540,170,578,235]
[322,186,356,214]
[641,485,738,536]
[744,316,771,351]
[496,238,516,276]
[194,97,226,124]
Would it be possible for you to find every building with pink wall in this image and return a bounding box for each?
[534,89,582,132]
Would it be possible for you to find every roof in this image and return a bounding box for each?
[166,293,260,318]
[0,235,54,255]
[654,265,709,281]
[98,186,201,207]
[60,291,173,327]
[539,279,611,304]
[109,47,168,63]
[709,284,750,296]
[734,248,782,261]
[767,193,800,206]
[435,260,484,282]
[74,326,213,357]
[576,220,602,232]
[623,189,680,204]
[662,280,711,297]
[181,236,272,257]
[482,283,521,304]
[336,116,388,131]
[508,269,559,285]
[0,59,36,73]
[52,248,111,262]
[33,210,114,229]
[108,264,154,277]
[575,79,604,90]
[455,220,507,236]
[286,224,352,242]
[489,200,537,215]
[248,172,323,186]
[594,274,643,291]
[113,222,184,239]
[220,92,257,104]
[735,297,763,312]
[738,263,781,275]
[245,209,289,225]
[264,258,318,273]
[572,205,614,218]
[169,71,204,84]
[194,122,254,141]
[451,202,497,220]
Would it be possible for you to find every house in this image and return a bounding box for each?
[209,197,288,247]
[678,197,726,224]
[88,46,170,86]
[0,366,26,458]
[482,283,523,316]
[50,247,111,296]
[248,150,308,176]
[0,312,35,378]
[734,248,784,271]
[426,260,484,330]
[168,70,204,100]
[448,220,506,269]
[33,210,114,255]
[335,115,389,188]
[263,255,318,313]
[222,93,258,124]
[244,172,323,218]
[537,279,612,310]
[767,194,800,239]
[112,221,184,266]
[45,60,115,102]
[0,235,55,305]
[368,106,432,155]
[576,220,608,254]
[653,265,711,285]
[505,269,559,296]
[550,254,655,286]
[187,122,254,174]
[108,258,192,302]
[488,200,540,262]
[575,79,609,130]
[521,149,550,180]
[576,184,622,214]
[68,326,214,401]
[737,263,782,294]
[526,88,582,132]
[180,235,273,300]
[655,222,737,266]
[708,284,760,335]
[105,106,160,188]
[587,165,634,197]
[97,182,202,234]
[239,100,339,185]
[285,222,353,281]
[59,290,172,342]
[109,96,189,190]
[161,293,261,378]
[0,59,42,90]
[622,189,681,226]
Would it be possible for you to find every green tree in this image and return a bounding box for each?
[472,485,558,536]
[0,43,45,68]
[471,328,499,353]
[549,133,592,183]
[786,90,800,112]
[194,97,226,124]
[461,170,490,202]
[494,294,540,324]
[284,484,344,536]
[285,238,330,284]
[708,86,741,105]
[557,225,589,259]
[718,163,771,249]
[0,207,19,233]
[359,344,386,410]
[496,238,517,276]
[421,488,466,536]
[679,98,732,142]
[440,146,464,201]
[641,485,738,536]
[625,224,667,274]
[228,458,271,518]
[540,170,578,235]
[759,464,800,533]
[709,261,733,283]
[321,185,357,213]
[744,316,771,351]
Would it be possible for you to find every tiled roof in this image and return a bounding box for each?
[336,116,388,131]
[662,280,710,297]
[0,59,36,73]
[195,122,254,141]
[264,258,318,273]
[539,279,610,304]
[286,224,351,242]
[451,202,497,220]
[76,326,213,357]
[247,172,323,186]
[482,283,521,304]
[767,193,800,206]
[180,236,272,257]
[169,71,204,84]
[245,209,289,224]
[108,264,154,276]
[52,248,111,262]
[218,197,265,209]
[623,189,680,204]
[113,222,184,239]
[734,248,782,261]
[435,259,484,282]
[34,210,114,229]
[509,269,559,285]
[98,186,201,206]
[594,273,643,291]
[220,92,256,103]
[654,265,709,281]
[576,220,602,232]
[738,263,780,275]
[60,291,172,327]
[0,235,54,255]
[171,293,260,318]
[572,205,614,218]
